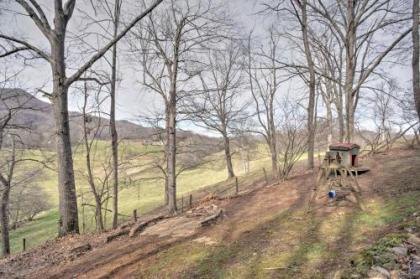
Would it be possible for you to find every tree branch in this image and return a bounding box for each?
[0,34,50,61]
[66,0,163,86]
[0,46,30,58]
[16,0,51,38]
[352,28,412,96]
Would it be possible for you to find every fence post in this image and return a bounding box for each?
[235,177,239,195]
[181,196,184,213]
[81,192,86,233]
[22,238,26,252]
[189,194,193,208]
[133,209,137,222]
[263,168,268,184]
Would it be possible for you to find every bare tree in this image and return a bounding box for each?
[90,0,124,230]
[413,0,420,121]
[0,88,44,255]
[0,86,21,256]
[0,135,18,256]
[306,0,412,141]
[312,32,345,143]
[96,0,124,230]
[187,39,247,179]
[289,0,316,169]
[79,80,111,232]
[9,179,50,229]
[234,120,257,174]
[130,0,226,213]
[360,81,419,154]
[0,0,163,235]
[277,97,308,179]
[246,28,283,179]
[125,113,218,207]
[110,0,121,230]
[264,0,412,142]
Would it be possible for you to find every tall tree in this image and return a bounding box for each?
[413,0,420,121]
[131,0,225,213]
[187,40,246,179]
[246,28,282,180]
[307,0,412,141]
[0,0,163,235]
[86,0,124,229]
[0,135,17,256]
[80,80,110,232]
[0,88,42,256]
[265,0,413,142]
[312,32,345,142]
[290,0,316,169]
[109,0,122,230]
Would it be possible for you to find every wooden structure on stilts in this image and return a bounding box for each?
[308,143,369,211]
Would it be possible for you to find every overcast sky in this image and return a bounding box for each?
[0,0,414,134]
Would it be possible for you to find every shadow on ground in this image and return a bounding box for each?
[131,148,420,279]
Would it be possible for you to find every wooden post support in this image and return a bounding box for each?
[189,194,193,208]
[235,177,239,195]
[133,209,137,222]
[22,238,26,252]
[263,168,268,184]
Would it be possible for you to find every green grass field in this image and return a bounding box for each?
[8,140,279,254]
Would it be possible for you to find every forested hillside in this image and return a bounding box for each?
[0,0,419,278]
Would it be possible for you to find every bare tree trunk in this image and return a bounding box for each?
[166,97,177,213]
[413,0,420,121]
[269,140,278,179]
[326,102,333,146]
[52,79,79,236]
[222,132,235,179]
[268,98,279,180]
[165,18,186,214]
[320,81,334,146]
[110,0,121,230]
[247,30,279,180]
[49,5,79,236]
[164,111,170,205]
[337,98,345,142]
[345,0,356,142]
[94,196,104,231]
[83,135,104,232]
[82,82,105,232]
[0,185,10,256]
[300,0,316,169]
[164,175,169,205]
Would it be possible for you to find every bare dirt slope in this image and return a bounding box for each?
[1,147,419,279]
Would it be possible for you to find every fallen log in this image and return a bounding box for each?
[70,243,91,255]
[129,214,166,237]
[200,209,223,227]
[105,229,130,243]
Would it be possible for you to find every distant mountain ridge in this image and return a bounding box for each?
[0,88,207,148]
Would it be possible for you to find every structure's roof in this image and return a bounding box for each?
[329,143,360,151]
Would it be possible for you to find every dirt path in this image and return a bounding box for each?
[23,170,313,279]
[1,147,419,279]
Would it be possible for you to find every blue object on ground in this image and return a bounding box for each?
[328,190,337,199]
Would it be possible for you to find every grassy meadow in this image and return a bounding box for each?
[8,140,276,254]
